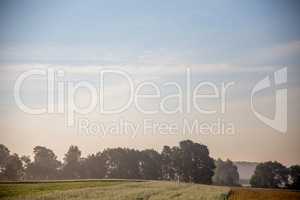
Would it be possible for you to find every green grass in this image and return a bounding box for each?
[0,180,230,200]
[0,180,126,199]
[3,180,298,200]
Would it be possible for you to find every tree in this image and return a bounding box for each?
[20,156,31,170]
[0,144,10,172]
[250,161,289,188]
[62,145,82,179]
[26,146,61,180]
[289,165,300,189]
[139,149,162,180]
[81,153,106,179]
[20,156,31,179]
[161,146,183,181]
[213,159,240,186]
[2,154,23,180]
[64,146,81,164]
[102,148,141,179]
[161,141,215,184]
[179,140,215,184]
[161,146,175,180]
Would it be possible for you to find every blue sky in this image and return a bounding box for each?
[1,0,300,64]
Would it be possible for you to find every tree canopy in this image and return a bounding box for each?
[0,140,217,184]
[62,145,82,179]
[289,165,300,189]
[250,161,289,188]
[25,146,61,180]
[1,141,299,190]
[213,159,239,186]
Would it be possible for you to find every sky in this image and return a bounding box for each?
[0,0,300,165]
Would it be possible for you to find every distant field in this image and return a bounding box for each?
[228,187,300,200]
[0,180,229,200]
[0,180,299,200]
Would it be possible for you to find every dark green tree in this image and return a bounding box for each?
[161,146,182,181]
[0,144,10,172]
[289,165,300,189]
[102,148,141,179]
[139,149,162,180]
[250,161,289,188]
[81,153,106,179]
[26,146,61,180]
[2,154,23,180]
[161,146,174,180]
[179,140,215,184]
[62,145,82,179]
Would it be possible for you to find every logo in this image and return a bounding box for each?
[251,67,287,133]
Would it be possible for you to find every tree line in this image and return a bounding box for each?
[0,140,238,185]
[0,140,299,189]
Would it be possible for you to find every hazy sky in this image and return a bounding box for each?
[0,0,300,165]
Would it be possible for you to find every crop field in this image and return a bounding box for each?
[0,180,229,200]
[228,187,300,200]
[0,180,299,200]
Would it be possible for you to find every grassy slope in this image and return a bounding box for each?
[0,181,230,200]
[228,187,300,200]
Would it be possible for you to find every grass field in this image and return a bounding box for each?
[0,180,229,200]
[0,180,299,200]
[0,180,127,199]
